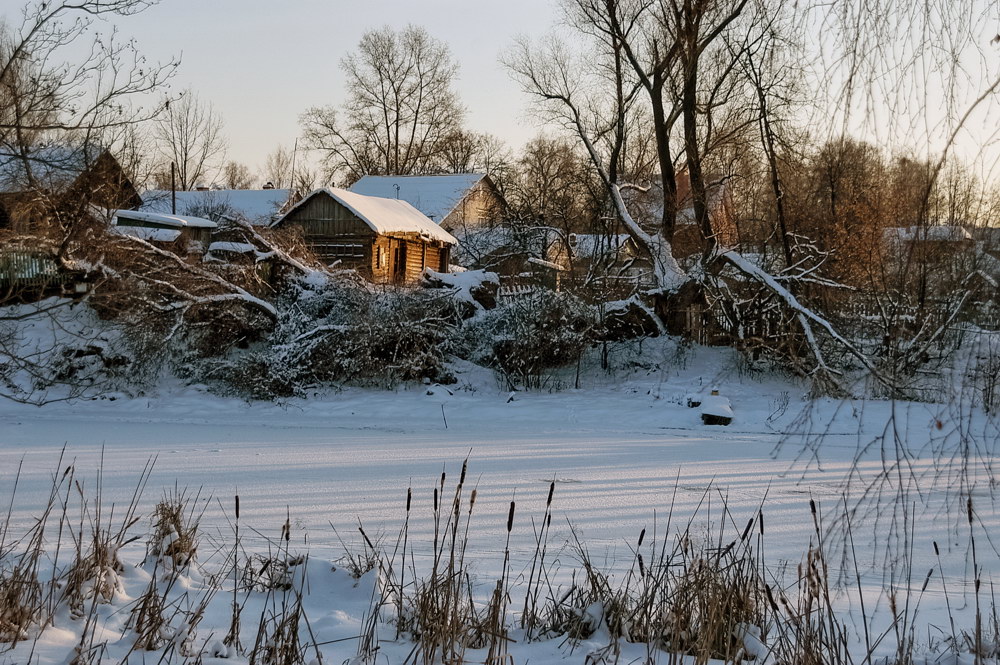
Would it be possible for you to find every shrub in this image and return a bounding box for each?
[459,290,597,390]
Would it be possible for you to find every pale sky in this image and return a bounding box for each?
[4,0,999,183]
[67,0,562,173]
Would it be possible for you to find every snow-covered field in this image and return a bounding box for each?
[1,348,997,664]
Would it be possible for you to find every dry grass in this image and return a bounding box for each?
[0,457,997,665]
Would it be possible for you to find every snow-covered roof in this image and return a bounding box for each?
[114,209,217,229]
[0,144,108,193]
[111,226,183,242]
[570,234,632,259]
[141,189,293,225]
[883,225,973,243]
[279,188,457,245]
[208,241,257,254]
[349,174,485,224]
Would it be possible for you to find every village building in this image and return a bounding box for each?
[112,209,217,252]
[349,173,504,234]
[140,188,297,226]
[272,188,456,283]
[0,147,141,230]
[622,172,737,259]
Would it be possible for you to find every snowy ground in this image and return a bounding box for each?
[0,347,998,663]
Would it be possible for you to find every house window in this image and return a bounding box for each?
[375,246,383,269]
[313,243,365,260]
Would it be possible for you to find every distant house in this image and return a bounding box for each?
[272,188,457,283]
[349,173,504,234]
[112,209,217,251]
[141,188,297,226]
[882,224,975,252]
[623,172,737,258]
[0,146,141,230]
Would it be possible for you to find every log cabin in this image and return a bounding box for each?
[0,147,141,230]
[272,187,457,284]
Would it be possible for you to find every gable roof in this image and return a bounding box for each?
[277,187,457,245]
[0,145,115,193]
[114,209,217,229]
[349,174,486,223]
[141,189,294,225]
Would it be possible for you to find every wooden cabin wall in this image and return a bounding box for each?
[283,195,374,266]
[282,193,454,282]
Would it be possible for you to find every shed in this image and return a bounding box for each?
[113,209,217,250]
[273,188,457,283]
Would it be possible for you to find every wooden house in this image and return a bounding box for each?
[0,147,141,230]
[349,173,505,235]
[272,188,457,283]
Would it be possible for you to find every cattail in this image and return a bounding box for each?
[967,497,974,524]
[434,487,439,512]
[546,513,552,528]
[741,518,753,541]
[637,528,646,548]
[460,459,467,485]
[359,526,375,550]
[235,495,240,520]
[406,487,412,513]
[933,540,940,556]
[759,510,764,535]
[506,501,515,533]
[469,489,477,513]
[921,568,933,592]
[809,498,817,516]
[546,481,555,507]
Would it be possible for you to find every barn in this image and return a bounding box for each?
[272,188,457,283]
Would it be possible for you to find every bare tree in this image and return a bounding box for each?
[260,144,294,188]
[153,89,227,190]
[300,25,464,183]
[221,161,255,189]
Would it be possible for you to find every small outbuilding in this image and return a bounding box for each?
[272,187,457,284]
[112,209,217,250]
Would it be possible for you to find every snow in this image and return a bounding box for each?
[699,392,734,419]
[569,233,631,259]
[141,189,294,225]
[884,225,974,243]
[207,241,256,254]
[349,173,485,223]
[0,144,103,192]
[110,225,182,242]
[1,337,999,663]
[276,188,457,244]
[423,267,499,306]
[114,209,218,229]
[526,256,567,271]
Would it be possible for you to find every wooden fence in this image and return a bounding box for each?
[0,250,66,288]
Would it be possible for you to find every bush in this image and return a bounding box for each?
[459,290,596,390]
[187,276,464,399]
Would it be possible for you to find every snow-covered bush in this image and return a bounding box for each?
[459,290,597,390]
[188,276,465,398]
[0,298,148,404]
